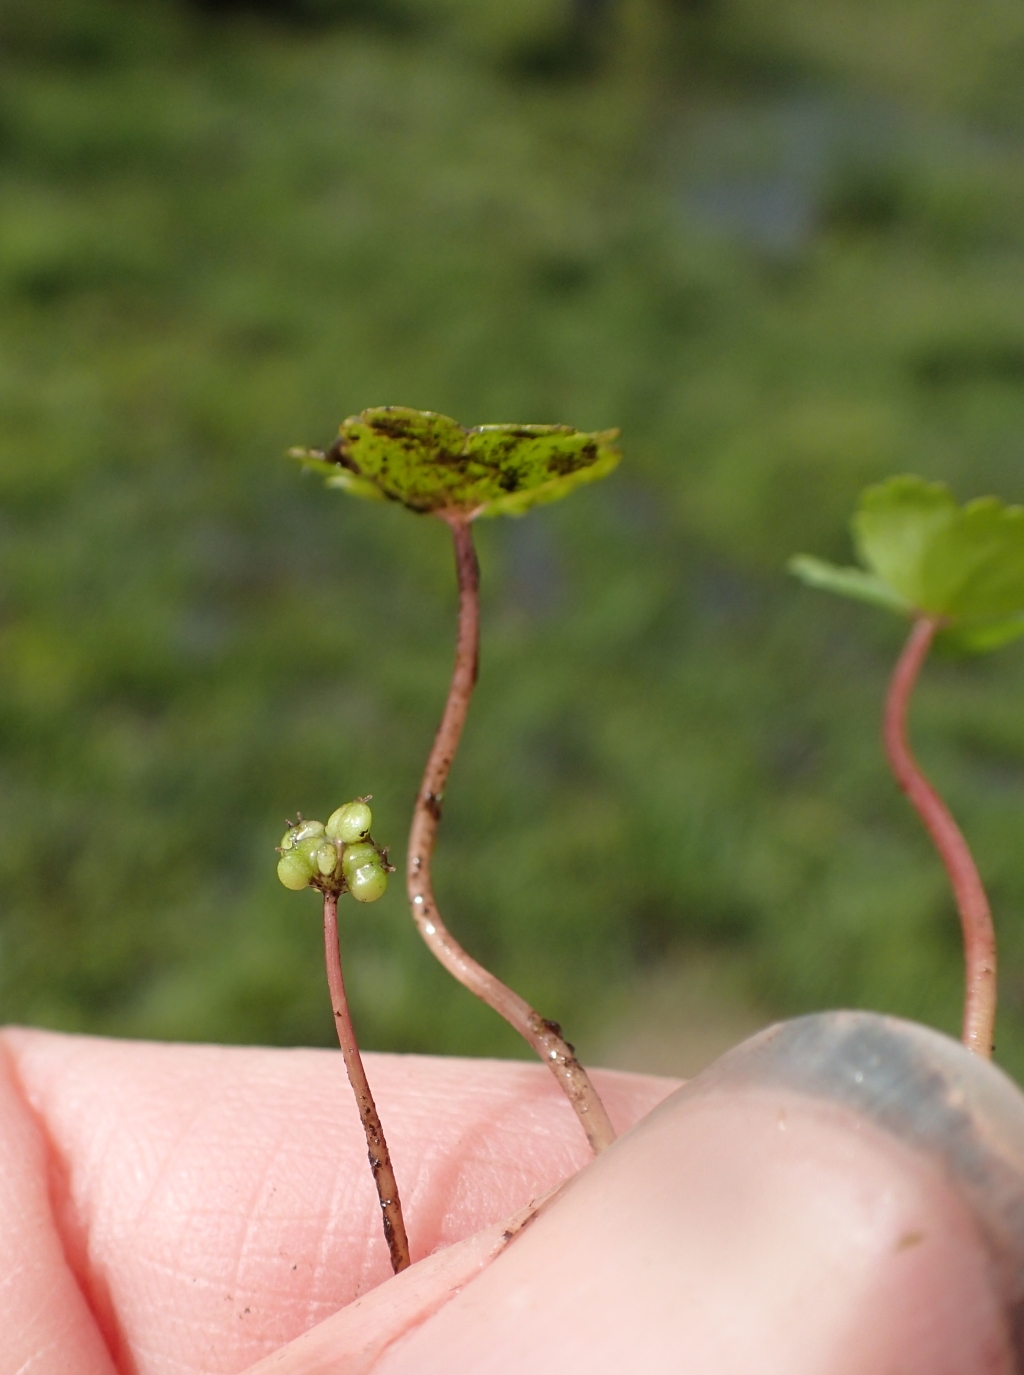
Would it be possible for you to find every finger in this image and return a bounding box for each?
[0,1042,116,1375]
[0,1028,674,1374]
[241,1202,542,1375]
[359,1013,1024,1375]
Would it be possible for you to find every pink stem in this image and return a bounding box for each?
[323,891,411,1272]
[883,616,997,1057]
[406,513,617,1154]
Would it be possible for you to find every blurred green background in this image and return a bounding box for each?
[3,0,1024,1078]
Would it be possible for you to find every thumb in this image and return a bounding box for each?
[254,1012,1024,1375]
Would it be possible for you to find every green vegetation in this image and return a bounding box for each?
[792,477,1024,652]
[293,405,620,515]
[793,476,1024,1058]
[4,0,1024,1073]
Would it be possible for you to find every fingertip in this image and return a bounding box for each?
[368,1013,1024,1374]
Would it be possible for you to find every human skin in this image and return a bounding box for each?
[0,1022,1018,1375]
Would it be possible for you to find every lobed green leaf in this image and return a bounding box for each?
[792,475,1024,654]
[787,555,910,614]
[935,616,1024,656]
[291,406,620,518]
[925,497,1024,621]
[852,476,958,612]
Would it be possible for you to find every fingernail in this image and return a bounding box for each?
[692,1010,1024,1352]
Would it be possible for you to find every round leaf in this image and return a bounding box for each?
[852,476,959,612]
[291,406,620,518]
[791,475,1024,654]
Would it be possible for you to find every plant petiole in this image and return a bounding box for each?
[406,512,617,1154]
[883,615,997,1057]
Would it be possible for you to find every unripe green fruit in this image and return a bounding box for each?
[296,834,328,868]
[277,851,313,891]
[342,841,378,877]
[281,818,325,851]
[326,801,373,844]
[349,863,387,903]
[316,841,339,877]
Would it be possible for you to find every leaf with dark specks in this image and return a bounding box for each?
[290,406,620,518]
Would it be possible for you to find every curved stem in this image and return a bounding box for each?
[323,891,411,1273]
[406,513,617,1154]
[883,616,997,1058]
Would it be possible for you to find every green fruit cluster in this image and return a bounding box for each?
[276,799,390,902]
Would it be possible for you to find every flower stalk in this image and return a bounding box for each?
[323,890,411,1273]
[277,804,408,1271]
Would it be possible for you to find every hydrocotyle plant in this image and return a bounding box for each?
[276,798,410,1273]
[291,406,620,1154]
[790,475,1024,1059]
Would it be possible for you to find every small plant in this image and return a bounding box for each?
[291,406,620,1154]
[276,798,410,1273]
[791,475,1024,1058]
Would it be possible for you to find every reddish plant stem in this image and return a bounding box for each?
[406,512,617,1155]
[323,891,411,1273]
[883,616,997,1058]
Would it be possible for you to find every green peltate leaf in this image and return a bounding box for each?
[787,555,910,614]
[935,616,1024,656]
[289,452,387,504]
[290,406,620,518]
[852,476,958,612]
[924,498,1024,620]
[791,475,1024,654]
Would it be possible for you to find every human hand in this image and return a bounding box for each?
[0,1026,669,1375]
[1,1013,1021,1375]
